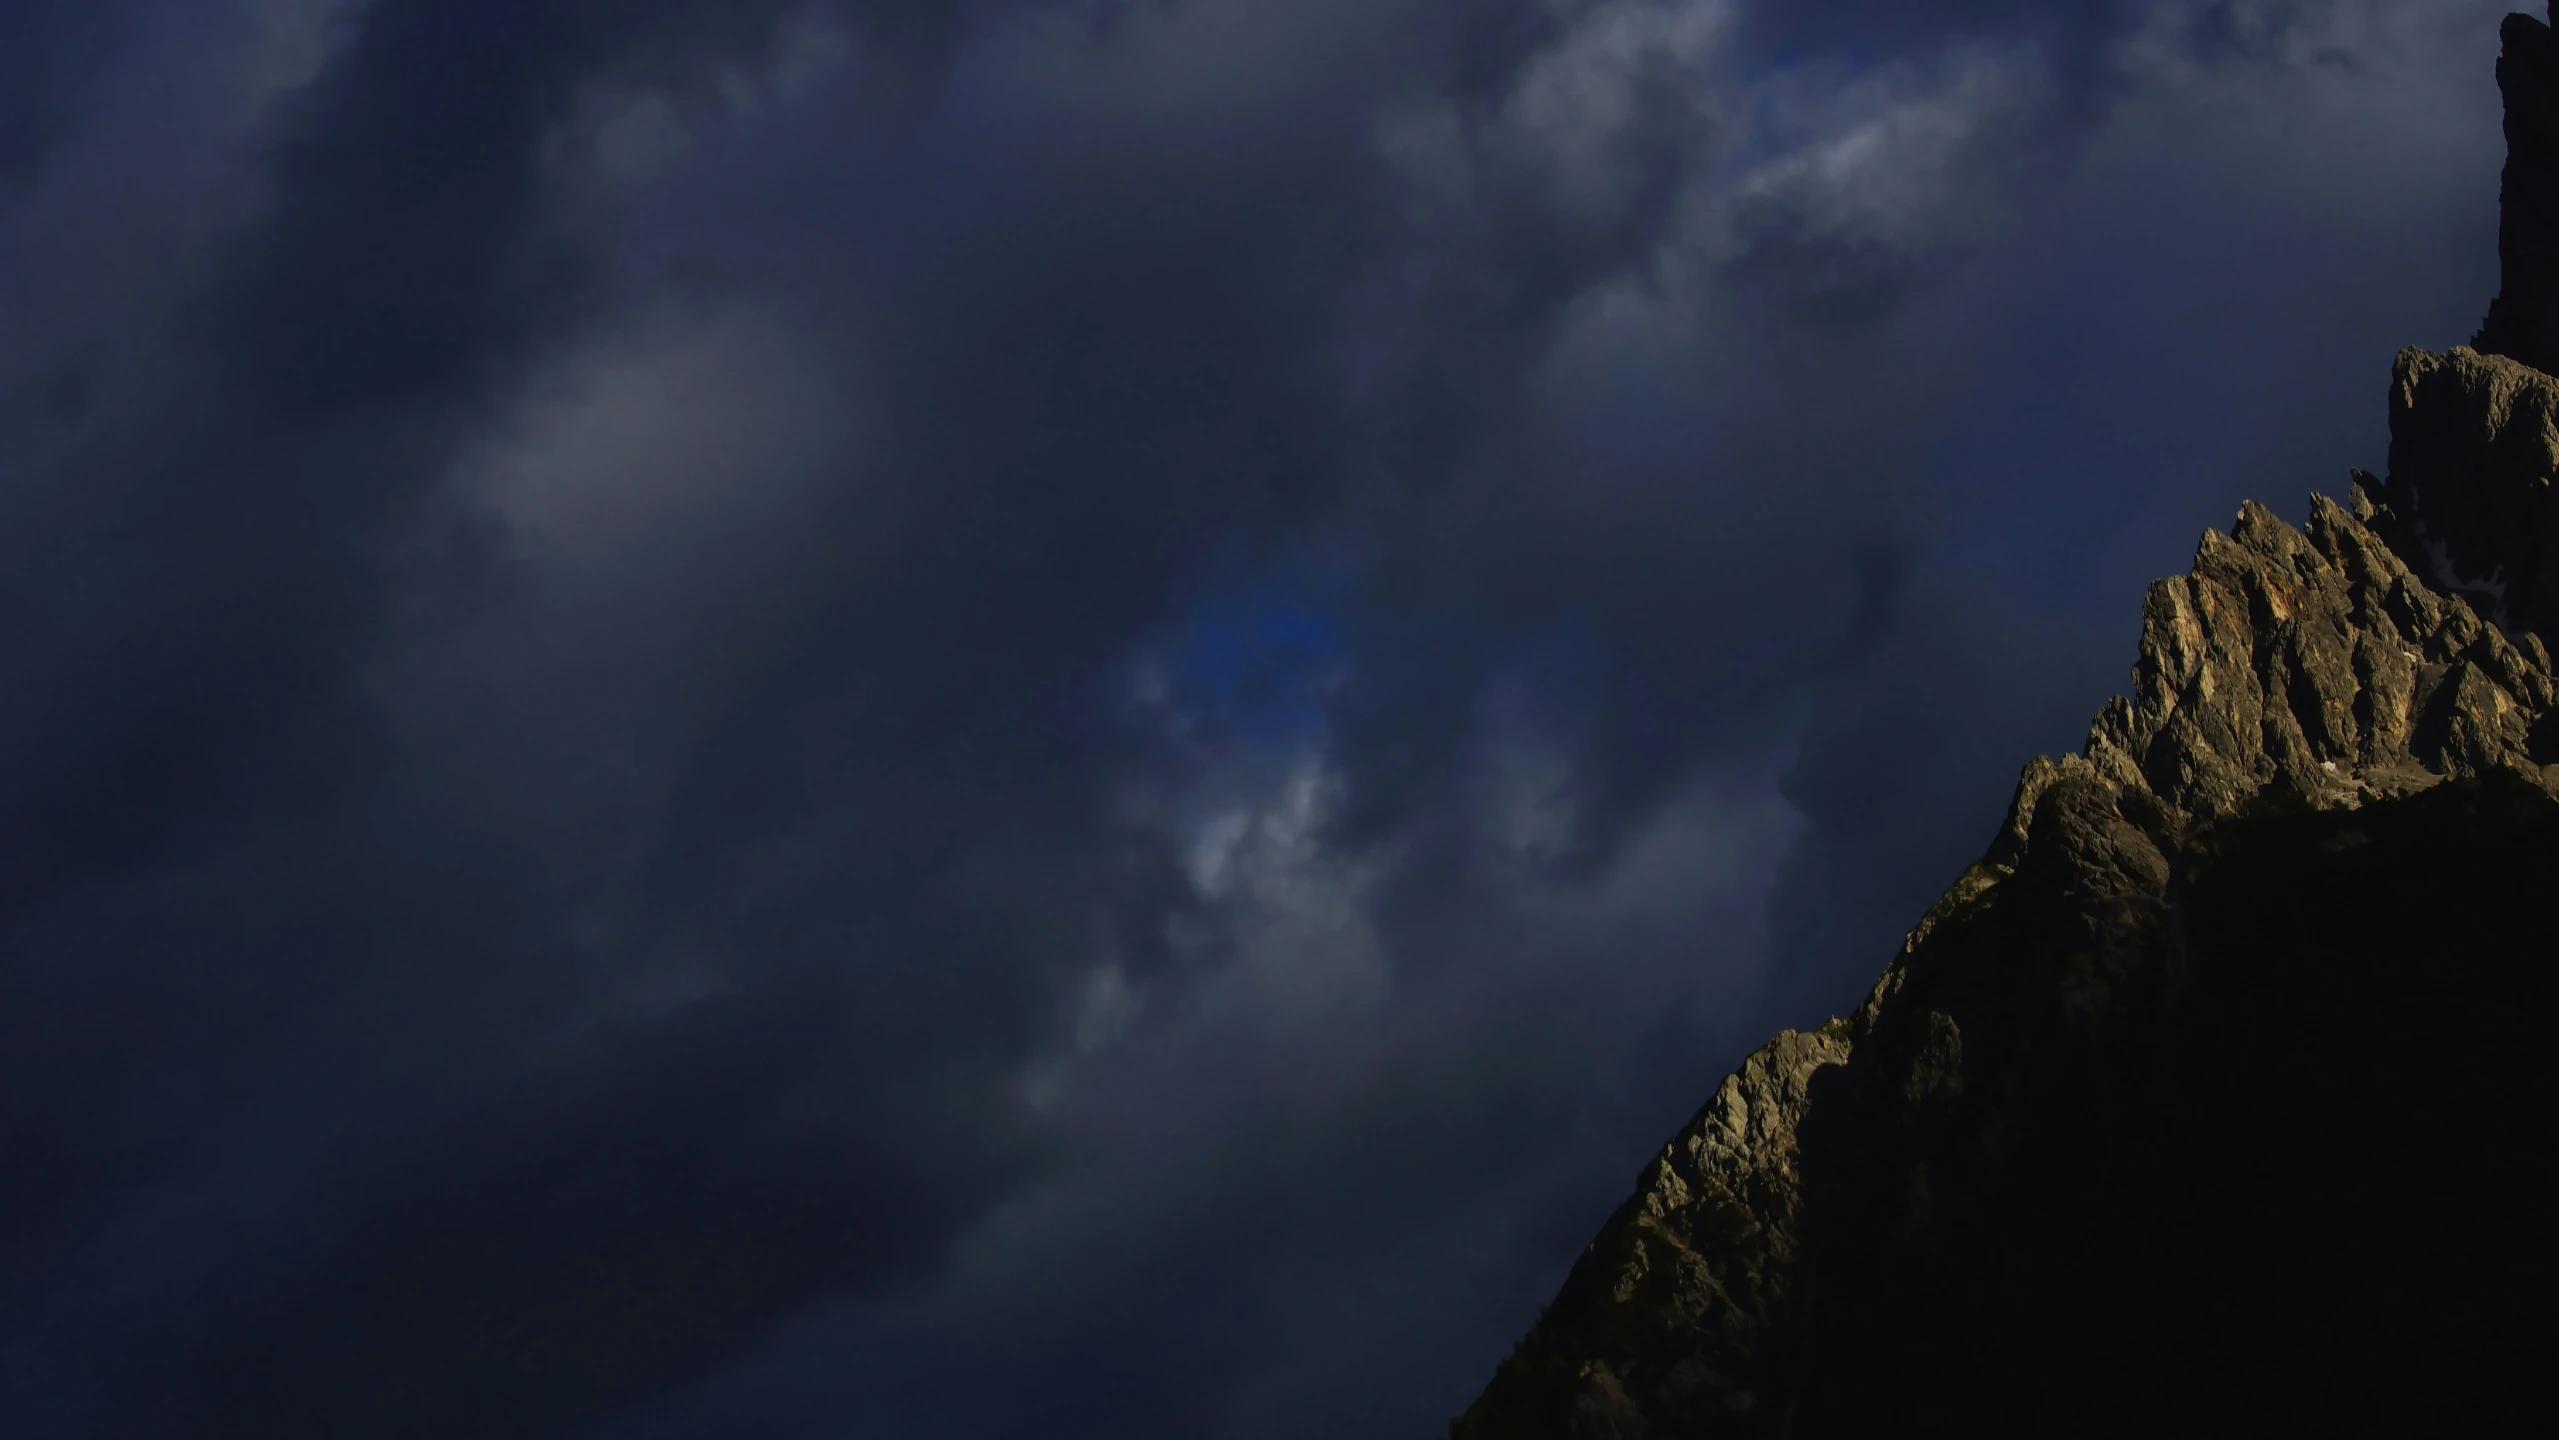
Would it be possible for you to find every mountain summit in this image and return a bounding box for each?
[1450,12,2559,1438]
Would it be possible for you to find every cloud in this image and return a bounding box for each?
[0,1,2526,1437]
[0,1,138,190]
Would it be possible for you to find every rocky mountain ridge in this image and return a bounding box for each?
[1450,10,2559,1437]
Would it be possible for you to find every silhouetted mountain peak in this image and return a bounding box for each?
[1451,13,2559,1437]
[2472,6,2559,372]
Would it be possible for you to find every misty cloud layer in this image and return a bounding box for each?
[0,2,2513,1435]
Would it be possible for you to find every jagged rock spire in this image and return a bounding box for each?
[2470,7,2559,373]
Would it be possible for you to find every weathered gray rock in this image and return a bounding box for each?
[2086,480,2557,818]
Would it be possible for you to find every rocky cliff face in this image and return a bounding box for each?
[2374,345,2559,647]
[1451,12,2559,1438]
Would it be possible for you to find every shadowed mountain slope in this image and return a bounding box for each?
[1451,10,2559,1438]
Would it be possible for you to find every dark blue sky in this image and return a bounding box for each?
[0,2,2514,1436]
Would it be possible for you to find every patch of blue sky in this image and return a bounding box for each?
[1158,550,1355,748]
[1735,39,1892,167]
[1147,545,1622,771]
